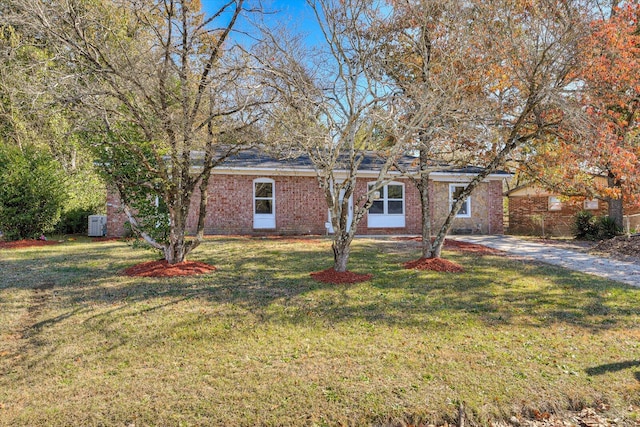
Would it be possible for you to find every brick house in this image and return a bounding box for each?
[507,184,640,236]
[106,150,510,237]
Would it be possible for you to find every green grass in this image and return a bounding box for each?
[1,236,639,426]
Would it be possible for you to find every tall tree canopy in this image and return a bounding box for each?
[0,12,105,229]
[582,1,640,226]
[379,0,589,258]
[371,0,490,258]
[508,1,639,229]
[11,0,267,263]
[257,0,404,272]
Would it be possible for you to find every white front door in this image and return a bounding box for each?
[253,178,276,229]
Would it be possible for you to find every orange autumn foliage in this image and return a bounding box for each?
[522,2,640,214]
[579,2,640,206]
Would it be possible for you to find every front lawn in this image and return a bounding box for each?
[1,237,639,426]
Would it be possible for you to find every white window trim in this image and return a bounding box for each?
[548,196,562,211]
[584,198,599,210]
[367,182,405,228]
[449,184,471,218]
[253,178,275,229]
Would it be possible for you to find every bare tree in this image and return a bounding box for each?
[372,0,490,258]
[380,0,589,258]
[11,0,267,263]
[255,0,404,273]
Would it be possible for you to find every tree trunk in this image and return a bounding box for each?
[426,119,528,258]
[332,233,351,272]
[164,237,186,264]
[607,173,624,230]
[430,228,447,258]
[165,206,188,264]
[417,149,433,258]
[430,178,481,258]
[420,183,432,258]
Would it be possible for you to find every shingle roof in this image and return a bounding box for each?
[198,146,511,176]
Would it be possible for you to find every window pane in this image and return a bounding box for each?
[255,199,272,214]
[388,201,403,214]
[388,185,403,199]
[255,182,272,198]
[369,200,384,214]
[457,201,469,216]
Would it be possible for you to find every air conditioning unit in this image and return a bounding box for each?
[88,215,107,237]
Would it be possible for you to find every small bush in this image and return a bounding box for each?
[574,210,599,240]
[598,215,621,240]
[0,144,67,240]
[574,210,621,240]
[55,207,98,234]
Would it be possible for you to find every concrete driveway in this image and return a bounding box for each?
[449,235,640,288]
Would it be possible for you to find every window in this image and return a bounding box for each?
[367,182,405,228]
[449,184,471,218]
[584,199,599,210]
[253,178,275,229]
[548,196,562,211]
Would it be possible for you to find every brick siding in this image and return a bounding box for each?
[508,195,608,236]
[106,186,129,238]
[430,180,504,234]
[106,174,505,237]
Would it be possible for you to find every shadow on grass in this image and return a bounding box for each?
[585,360,640,377]
[2,237,640,339]
[0,240,153,290]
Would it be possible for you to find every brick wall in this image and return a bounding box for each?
[198,174,329,235]
[508,195,608,236]
[106,186,129,238]
[106,174,506,237]
[430,180,504,234]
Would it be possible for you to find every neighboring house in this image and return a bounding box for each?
[106,149,510,237]
[507,184,640,236]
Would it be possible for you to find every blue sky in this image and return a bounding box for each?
[201,0,322,46]
[262,1,321,40]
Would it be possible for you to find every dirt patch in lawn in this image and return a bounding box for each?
[123,260,216,277]
[310,268,373,284]
[402,257,464,272]
[0,239,60,249]
[394,237,502,255]
[91,237,123,242]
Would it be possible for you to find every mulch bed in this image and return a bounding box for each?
[402,257,465,272]
[0,239,60,249]
[310,268,373,284]
[442,239,502,255]
[395,236,502,255]
[123,260,216,277]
